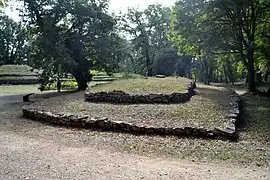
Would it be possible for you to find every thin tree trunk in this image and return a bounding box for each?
[247,47,256,92]
[145,49,153,77]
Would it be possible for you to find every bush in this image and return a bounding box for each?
[42,80,78,91]
[90,70,108,76]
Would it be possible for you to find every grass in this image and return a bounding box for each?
[2,78,270,168]
[112,73,144,79]
[0,65,38,75]
[0,76,38,80]
[0,85,40,96]
[36,88,229,129]
[91,77,190,94]
[241,93,270,141]
[30,78,232,130]
[0,81,109,96]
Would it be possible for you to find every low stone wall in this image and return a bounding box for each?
[214,89,240,141]
[22,84,241,141]
[22,106,238,140]
[0,79,39,85]
[85,91,192,104]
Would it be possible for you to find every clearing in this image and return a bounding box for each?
[0,96,269,179]
[30,77,233,129]
[0,77,270,179]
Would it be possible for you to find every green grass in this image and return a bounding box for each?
[0,85,40,96]
[91,77,191,94]
[30,77,232,130]
[112,73,144,79]
[242,94,270,141]
[59,87,230,129]
[0,76,38,80]
[0,65,38,75]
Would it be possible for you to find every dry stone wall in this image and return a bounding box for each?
[22,83,241,141]
[214,89,240,141]
[85,91,192,104]
[22,107,235,139]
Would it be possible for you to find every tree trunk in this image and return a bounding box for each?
[72,67,88,90]
[145,49,153,77]
[203,58,210,85]
[223,64,229,84]
[247,47,256,92]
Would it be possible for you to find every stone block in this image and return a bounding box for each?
[172,128,185,136]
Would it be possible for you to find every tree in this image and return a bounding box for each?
[21,0,116,90]
[0,14,28,65]
[153,48,179,76]
[169,0,270,90]
[0,0,8,8]
[121,4,171,76]
[206,0,270,91]
[153,48,193,77]
[168,0,218,84]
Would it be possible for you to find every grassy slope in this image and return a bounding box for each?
[0,65,37,75]
[0,85,40,96]
[30,77,232,130]
[91,77,191,94]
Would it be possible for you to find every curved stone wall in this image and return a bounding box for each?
[85,91,192,104]
[22,84,241,141]
[22,105,239,141]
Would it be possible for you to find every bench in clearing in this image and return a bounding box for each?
[23,93,35,102]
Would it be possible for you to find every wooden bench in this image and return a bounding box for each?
[23,93,35,102]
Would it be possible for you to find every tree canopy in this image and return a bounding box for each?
[0,14,28,65]
[169,0,270,90]
[1,0,270,91]
[20,0,119,90]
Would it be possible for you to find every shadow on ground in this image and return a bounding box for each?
[240,93,270,142]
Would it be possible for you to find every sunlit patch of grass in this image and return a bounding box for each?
[91,77,191,94]
[0,64,38,75]
[0,85,40,96]
[30,79,232,130]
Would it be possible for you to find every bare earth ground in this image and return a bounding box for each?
[1,80,270,179]
[0,96,270,179]
[31,86,232,129]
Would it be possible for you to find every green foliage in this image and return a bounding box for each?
[22,0,118,90]
[0,15,28,65]
[169,0,270,88]
[121,4,172,76]
[0,0,8,8]
[43,80,78,91]
[153,48,193,77]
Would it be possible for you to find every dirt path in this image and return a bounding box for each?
[1,130,269,180]
[0,94,22,104]
[0,100,269,179]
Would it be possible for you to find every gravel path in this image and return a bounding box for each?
[0,94,22,104]
[1,130,269,180]
[0,97,269,179]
